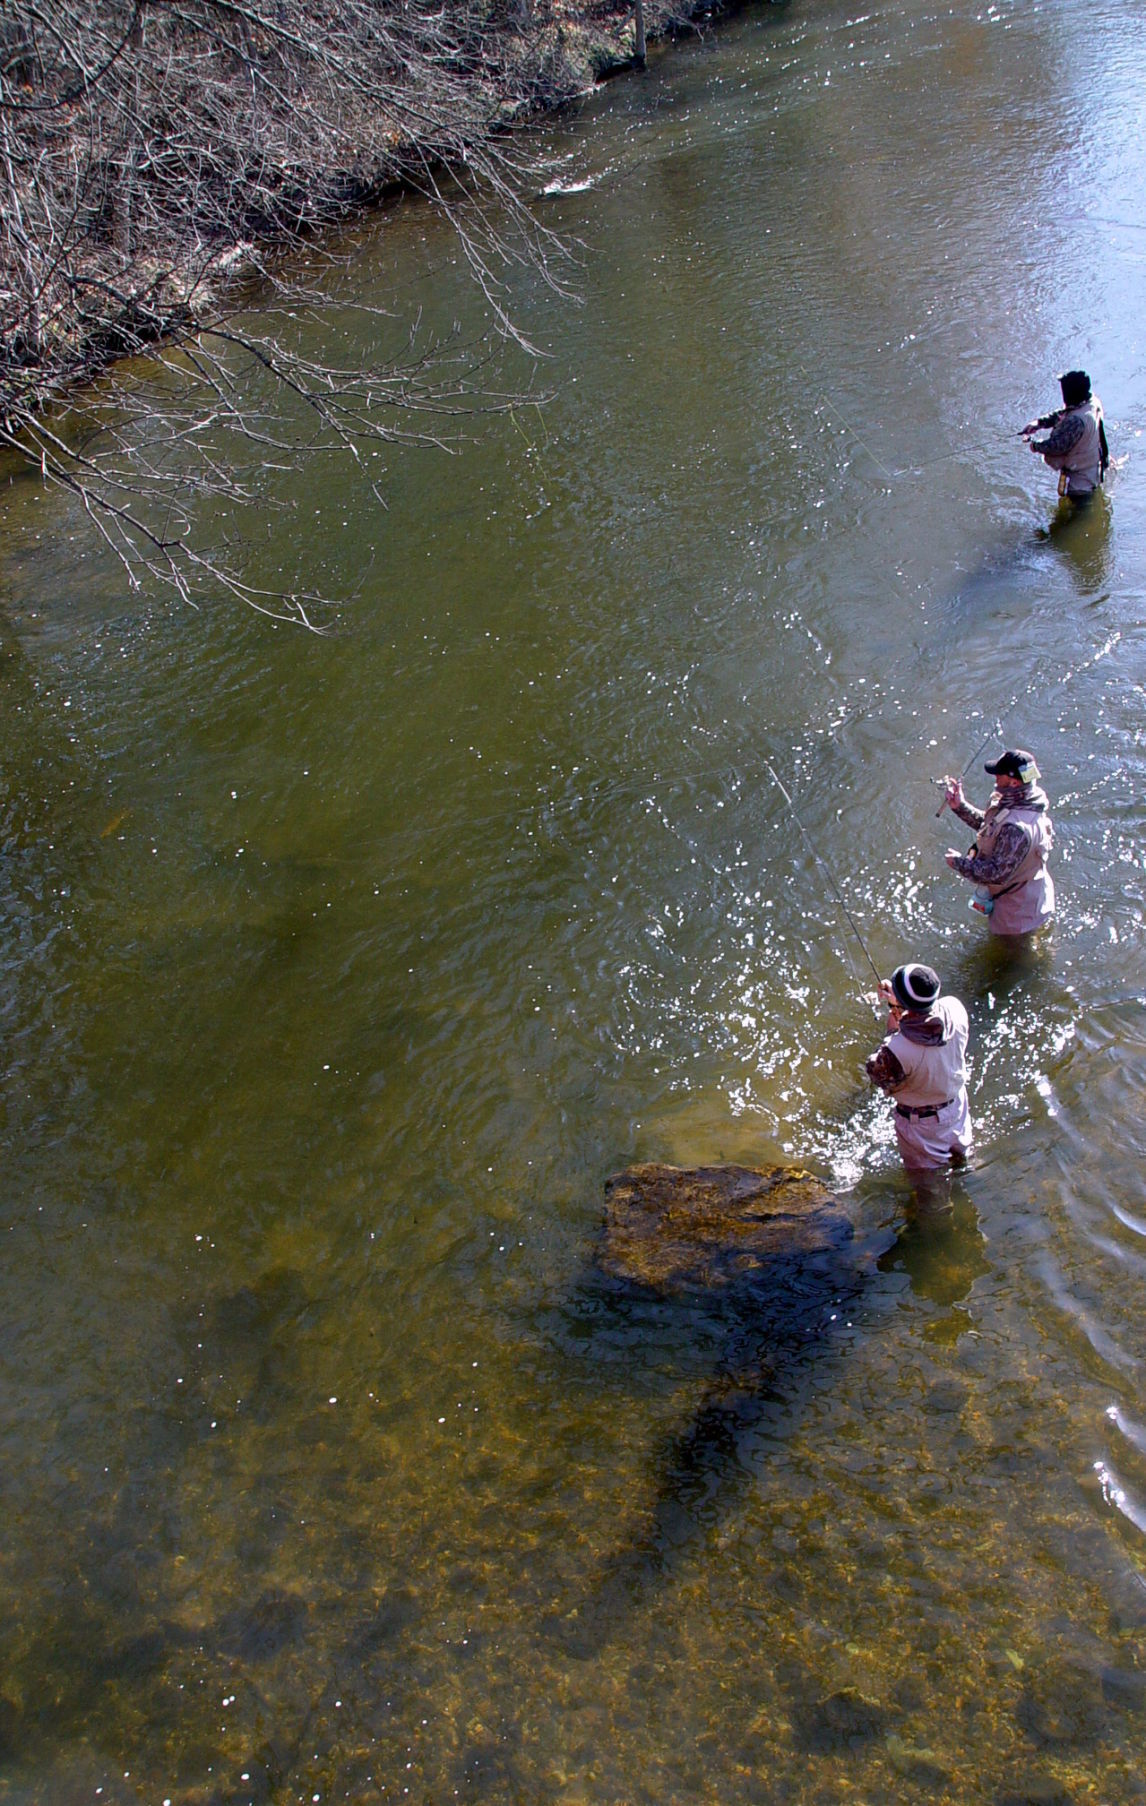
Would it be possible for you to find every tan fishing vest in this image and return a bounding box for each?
[976,799,1055,935]
[885,998,969,1110]
[1058,399,1105,495]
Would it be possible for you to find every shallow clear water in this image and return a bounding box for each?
[2,1,1146,1800]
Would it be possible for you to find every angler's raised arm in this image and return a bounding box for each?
[943,749,1056,936]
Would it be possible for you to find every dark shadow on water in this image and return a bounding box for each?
[540,1163,998,1662]
[943,924,1058,1023]
[539,1233,886,1661]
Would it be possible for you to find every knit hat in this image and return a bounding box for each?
[891,964,941,1013]
[1059,370,1091,407]
[984,748,1039,784]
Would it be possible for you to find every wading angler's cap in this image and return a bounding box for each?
[985,748,1039,784]
[891,964,941,1012]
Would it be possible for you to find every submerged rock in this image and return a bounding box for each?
[601,1162,850,1294]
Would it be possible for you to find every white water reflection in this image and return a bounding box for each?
[1095,1460,1146,1536]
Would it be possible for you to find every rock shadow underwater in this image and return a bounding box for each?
[541,1161,896,1660]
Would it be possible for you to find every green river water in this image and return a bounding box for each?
[3,1,1146,1800]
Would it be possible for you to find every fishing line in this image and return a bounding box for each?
[359,628,1102,865]
[796,362,896,485]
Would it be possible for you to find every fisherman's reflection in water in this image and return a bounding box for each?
[944,926,1056,1044]
[878,1174,989,1315]
[1039,484,1114,598]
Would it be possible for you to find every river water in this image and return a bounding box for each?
[3,1,1146,1800]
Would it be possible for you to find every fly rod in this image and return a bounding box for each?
[934,717,1004,818]
[764,760,883,1015]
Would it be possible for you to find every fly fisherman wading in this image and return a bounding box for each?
[943,748,1055,937]
[866,964,973,1173]
[1023,369,1109,504]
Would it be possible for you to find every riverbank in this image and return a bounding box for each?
[0,0,726,439]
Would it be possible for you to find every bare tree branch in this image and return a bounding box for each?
[0,0,694,616]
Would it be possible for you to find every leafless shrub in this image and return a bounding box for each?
[0,0,588,621]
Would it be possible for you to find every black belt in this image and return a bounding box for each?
[896,1098,957,1120]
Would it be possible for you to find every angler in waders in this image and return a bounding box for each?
[943,749,1055,936]
[866,965,972,1173]
[1023,369,1109,505]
